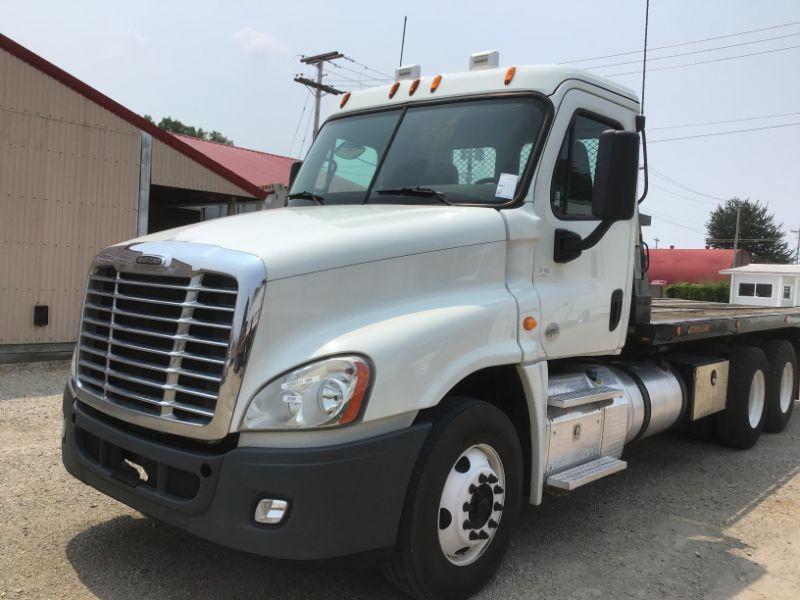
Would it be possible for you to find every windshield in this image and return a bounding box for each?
[289,96,547,206]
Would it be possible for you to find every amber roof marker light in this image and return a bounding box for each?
[430,75,442,93]
[339,92,351,108]
[504,66,516,85]
[388,81,400,99]
[408,78,420,96]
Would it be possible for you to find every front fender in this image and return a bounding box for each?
[231,242,521,434]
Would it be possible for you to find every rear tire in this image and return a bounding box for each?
[715,346,768,449]
[762,339,797,433]
[383,398,523,600]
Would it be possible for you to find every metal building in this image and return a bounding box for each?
[0,34,293,359]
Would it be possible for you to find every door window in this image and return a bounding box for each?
[551,114,619,218]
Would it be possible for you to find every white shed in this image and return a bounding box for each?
[719,264,800,307]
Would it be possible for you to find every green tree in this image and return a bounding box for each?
[140,114,234,145]
[705,198,792,263]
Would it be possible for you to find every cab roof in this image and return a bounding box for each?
[338,65,639,115]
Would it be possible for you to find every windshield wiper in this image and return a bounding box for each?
[287,191,325,205]
[374,187,452,206]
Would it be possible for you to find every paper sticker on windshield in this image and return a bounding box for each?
[495,173,518,199]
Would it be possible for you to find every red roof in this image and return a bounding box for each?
[0,32,277,199]
[173,134,293,189]
[648,248,750,284]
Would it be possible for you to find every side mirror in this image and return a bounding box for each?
[288,161,303,188]
[554,129,640,263]
[591,130,640,221]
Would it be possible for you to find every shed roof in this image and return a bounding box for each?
[648,248,749,284]
[720,264,800,276]
[0,32,270,199]
[173,135,293,189]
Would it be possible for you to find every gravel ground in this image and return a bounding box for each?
[1,361,799,599]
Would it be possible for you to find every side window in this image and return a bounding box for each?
[551,114,618,218]
[738,283,755,297]
[755,283,773,298]
[451,147,497,184]
[784,285,792,299]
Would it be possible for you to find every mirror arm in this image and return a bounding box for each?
[636,115,648,204]
[553,220,613,263]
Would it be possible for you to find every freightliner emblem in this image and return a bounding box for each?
[136,255,165,266]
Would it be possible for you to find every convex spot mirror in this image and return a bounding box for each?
[591,130,640,222]
[334,141,367,160]
[289,160,302,187]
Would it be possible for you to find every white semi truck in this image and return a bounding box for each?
[62,52,800,599]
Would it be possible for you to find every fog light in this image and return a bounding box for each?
[254,498,289,524]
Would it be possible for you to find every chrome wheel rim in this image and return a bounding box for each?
[748,370,766,428]
[779,362,794,414]
[437,444,505,566]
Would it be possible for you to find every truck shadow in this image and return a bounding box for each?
[66,404,800,600]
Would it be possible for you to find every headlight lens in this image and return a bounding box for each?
[242,355,371,430]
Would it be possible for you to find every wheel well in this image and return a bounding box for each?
[416,365,532,495]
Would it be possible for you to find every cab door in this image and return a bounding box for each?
[531,88,638,358]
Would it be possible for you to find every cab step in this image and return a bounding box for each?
[546,456,627,490]
[547,385,622,409]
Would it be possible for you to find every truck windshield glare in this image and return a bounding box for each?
[289,97,547,206]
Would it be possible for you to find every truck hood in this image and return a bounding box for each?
[131,204,507,280]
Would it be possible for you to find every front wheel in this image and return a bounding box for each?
[383,398,523,600]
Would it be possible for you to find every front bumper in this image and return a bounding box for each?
[62,389,430,560]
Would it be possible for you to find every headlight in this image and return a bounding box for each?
[242,355,372,430]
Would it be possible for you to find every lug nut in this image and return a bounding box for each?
[478,473,488,484]
[478,530,489,540]
[494,502,504,511]
[462,519,471,530]
[463,502,471,512]
[493,485,504,494]
[469,484,478,494]
[488,474,498,484]
[488,519,498,529]
[469,531,479,541]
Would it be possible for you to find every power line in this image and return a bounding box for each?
[288,90,312,157]
[297,101,315,159]
[648,121,800,143]
[647,166,726,201]
[330,60,392,82]
[648,210,705,234]
[341,55,394,79]
[649,111,800,130]
[560,19,800,64]
[649,180,717,206]
[606,42,800,77]
[588,31,800,70]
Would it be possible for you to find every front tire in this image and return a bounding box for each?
[383,398,523,600]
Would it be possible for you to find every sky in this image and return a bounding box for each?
[2,0,799,252]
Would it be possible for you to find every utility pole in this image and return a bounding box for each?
[732,204,742,254]
[653,237,659,249]
[792,228,800,264]
[295,51,344,139]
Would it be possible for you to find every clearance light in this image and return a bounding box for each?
[523,316,537,331]
[430,75,442,93]
[389,81,400,98]
[339,92,351,108]
[408,78,420,96]
[504,66,516,85]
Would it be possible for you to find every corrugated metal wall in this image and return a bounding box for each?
[150,138,251,196]
[0,47,140,344]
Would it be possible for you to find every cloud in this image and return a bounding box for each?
[233,27,288,56]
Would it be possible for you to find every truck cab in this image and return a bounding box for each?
[62,52,798,600]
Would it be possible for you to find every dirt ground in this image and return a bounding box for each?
[1,361,799,599]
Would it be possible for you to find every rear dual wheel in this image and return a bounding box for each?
[716,346,768,449]
[762,339,798,433]
[383,398,522,600]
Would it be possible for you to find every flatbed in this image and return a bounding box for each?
[635,298,800,346]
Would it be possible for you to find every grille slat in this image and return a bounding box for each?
[85,303,233,330]
[76,267,238,425]
[86,289,236,312]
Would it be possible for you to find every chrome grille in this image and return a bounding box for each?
[76,266,238,425]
